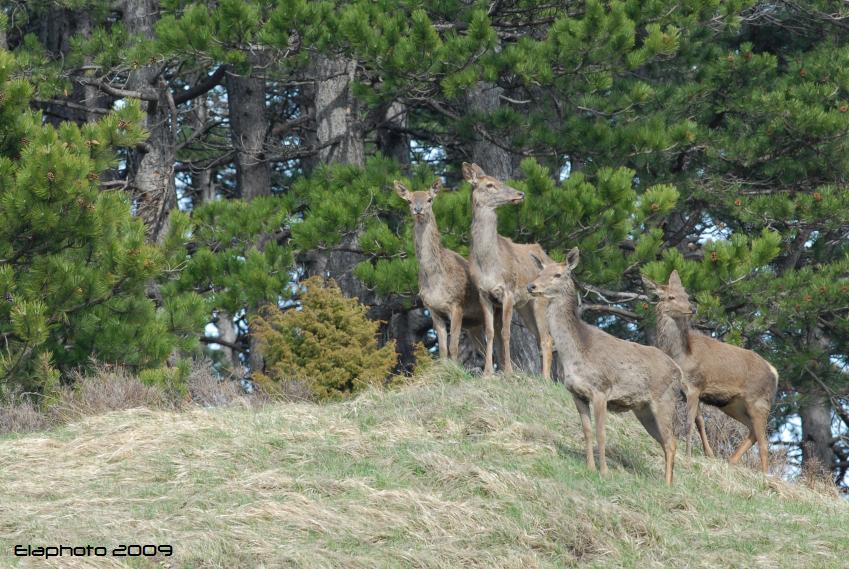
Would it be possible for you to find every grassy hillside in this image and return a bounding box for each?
[1,364,846,568]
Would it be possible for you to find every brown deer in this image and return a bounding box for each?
[528,249,679,485]
[395,180,487,360]
[644,270,779,474]
[463,162,554,379]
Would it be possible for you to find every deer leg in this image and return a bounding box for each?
[749,404,770,474]
[729,432,756,465]
[721,399,755,465]
[500,294,515,375]
[695,407,715,458]
[592,394,608,477]
[684,387,700,458]
[479,293,496,376]
[574,396,596,472]
[532,298,553,380]
[492,309,505,370]
[448,304,463,361]
[431,311,449,360]
[634,398,677,485]
[658,396,677,486]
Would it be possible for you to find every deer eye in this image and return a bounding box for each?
[487,183,495,189]
[427,197,433,203]
[554,273,562,278]
[668,295,676,300]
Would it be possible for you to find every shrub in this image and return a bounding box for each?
[186,359,257,408]
[252,277,396,400]
[50,364,171,422]
[0,397,51,436]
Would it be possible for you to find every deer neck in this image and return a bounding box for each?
[546,288,588,362]
[470,204,500,269]
[413,212,446,282]
[655,312,691,360]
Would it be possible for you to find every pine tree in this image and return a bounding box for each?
[0,51,205,393]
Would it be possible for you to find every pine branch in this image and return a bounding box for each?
[80,78,157,102]
[580,304,640,321]
[32,97,110,118]
[173,66,227,105]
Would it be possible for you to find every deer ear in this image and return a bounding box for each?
[641,275,660,298]
[530,253,545,272]
[462,162,484,182]
[429,179,442,197]
[394,181,412,201]
[668,270,686,292]
[566,247,580,270]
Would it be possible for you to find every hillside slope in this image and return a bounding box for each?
[1,364,846,568]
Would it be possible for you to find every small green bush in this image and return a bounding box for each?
[252,277,397,400]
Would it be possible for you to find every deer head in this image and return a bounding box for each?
[462,162,525,208]
[526,247,580,298]
[643,270,693,317]
[394,179,442,220]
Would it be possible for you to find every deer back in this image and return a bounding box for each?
[685,333,778,406]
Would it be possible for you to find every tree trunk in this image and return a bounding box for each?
[226,58,271,200]
[75,11,104,124]
[376,101,410,165]
[314,55,364,166]
[388,308,430,374]
[185,83,217,205]
[465,82,511,179]
[122,0,177,243]
[216,312,242,372]
[800,389,835,479]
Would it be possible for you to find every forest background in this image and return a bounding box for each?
[1,0,848,489]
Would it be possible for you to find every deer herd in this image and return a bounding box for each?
[395,163,779,485]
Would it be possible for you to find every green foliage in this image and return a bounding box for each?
[169,197,293,315]
[252,277,397,400]
[0,52,205,392]
[138,359,192,400]
[411,342,435,377]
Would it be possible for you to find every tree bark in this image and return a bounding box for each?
[466,82,512,179]
[800,388,835,478]
[75,11,104,124]
[226,58,272,200]
[188,95,217,204]
[376,100,410,165]
[122,0,177,243]
[314,55,364,166]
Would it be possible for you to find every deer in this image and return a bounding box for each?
[395,179,491,361]
[528,248,680,485]
[463,162,554,379]
[643,270,779,474]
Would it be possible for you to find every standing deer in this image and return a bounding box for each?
[464,162,554,379]
[395,179,487,360]
[644,270,779,474]
[528,249,679,485]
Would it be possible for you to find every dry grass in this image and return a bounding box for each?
[1,360,257,441]
[0,397,51,436]
[51,364,173,423]
[186,359,262,408]
[0,362,846,568]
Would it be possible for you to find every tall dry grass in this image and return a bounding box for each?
[0,359,259,437]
